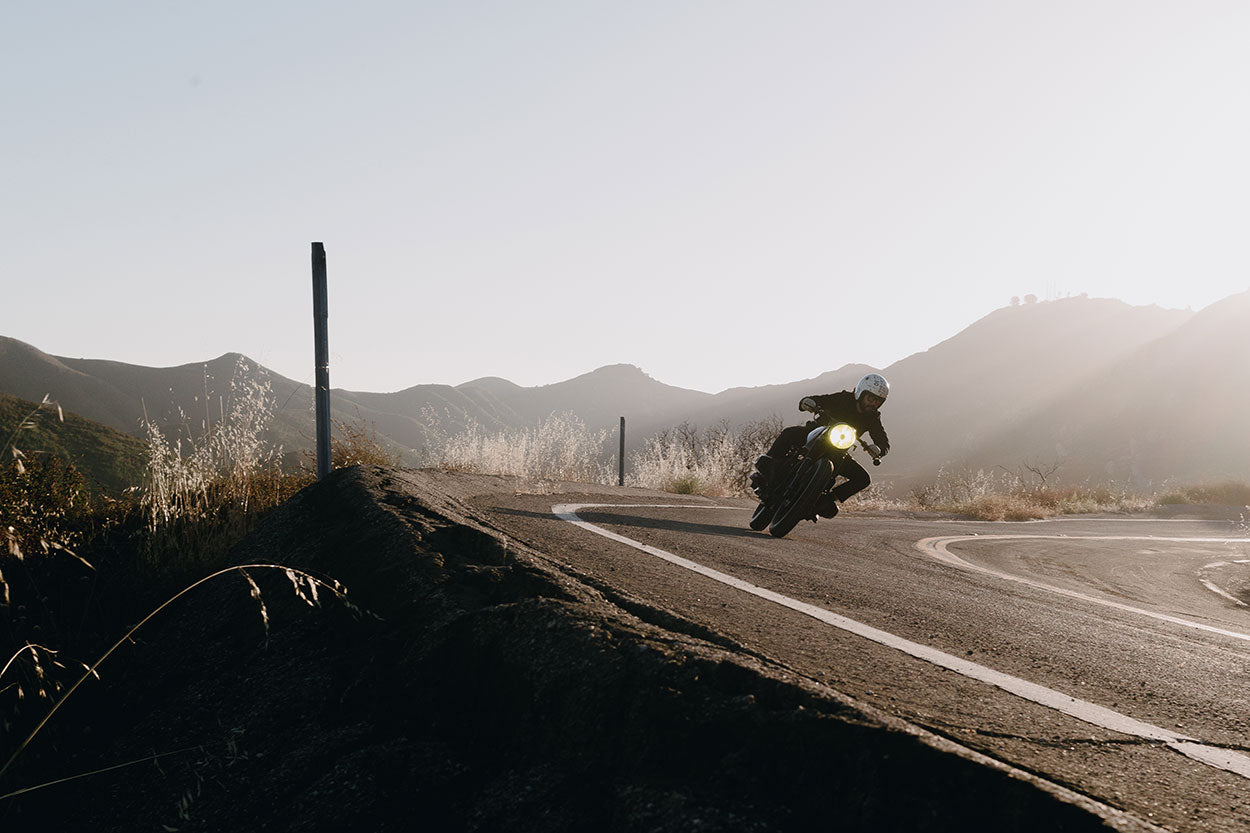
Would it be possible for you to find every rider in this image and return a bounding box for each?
[752,373,891,519]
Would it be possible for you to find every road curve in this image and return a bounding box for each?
[471,487,1250,832]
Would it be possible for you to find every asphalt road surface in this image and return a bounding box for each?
[472,487,1250,832]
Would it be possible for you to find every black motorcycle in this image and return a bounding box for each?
[748,419,881,538]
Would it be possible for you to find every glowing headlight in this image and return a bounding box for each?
[827,423,857,450]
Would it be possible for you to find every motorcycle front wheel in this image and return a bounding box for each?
[768,458,833,538]
[748,501,774,530]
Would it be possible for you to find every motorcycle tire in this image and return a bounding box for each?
[748,501,774,531]
[768,458,833,538]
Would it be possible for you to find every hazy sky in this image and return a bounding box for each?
[5,2,1248,394]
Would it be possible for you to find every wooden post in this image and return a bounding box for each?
[312,243,331,480]
[619,416,625,487]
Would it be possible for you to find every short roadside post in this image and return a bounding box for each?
[312,242,331,480]
[618,416,625,487]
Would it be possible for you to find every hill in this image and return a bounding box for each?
[965,289,1250,486]
[877,296,1193,487]
[7,290,1250,492]
[472,363,714,429]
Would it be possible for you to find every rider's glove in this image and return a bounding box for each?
[866,444,882,458]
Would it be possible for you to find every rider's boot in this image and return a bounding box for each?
[815,494,840,519]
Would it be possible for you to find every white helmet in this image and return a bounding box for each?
[854,373,890,404]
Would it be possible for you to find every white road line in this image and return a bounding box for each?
[918,535,1250,642]
[1199,579,1247,607]
[1197,561,1250,607]
[554,502,1250,781]
[935,518,1224,524]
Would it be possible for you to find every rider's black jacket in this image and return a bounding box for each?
[804,391,890,453]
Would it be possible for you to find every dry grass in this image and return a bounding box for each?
[433,412,617,485]
[909,467,1156,520]
[331,415,401,469]
[1157,481,1250,507]
[139,358,314,570]
[629,418,782,497]
[428,408,1247,521]
[429,414,786,497]
[142,358,283,527]
[0,362,370,800]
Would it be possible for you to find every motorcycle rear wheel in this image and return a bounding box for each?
[768,459,833,538]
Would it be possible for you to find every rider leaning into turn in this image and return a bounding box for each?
[753,373,892,519]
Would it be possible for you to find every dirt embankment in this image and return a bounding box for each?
[8,467,1152,831]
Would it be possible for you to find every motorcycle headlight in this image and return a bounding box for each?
[827,423,857,450]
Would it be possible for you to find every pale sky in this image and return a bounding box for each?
[5,2,1248,394]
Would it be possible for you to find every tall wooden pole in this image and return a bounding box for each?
[619,416,625,487]
[312,243,331,480]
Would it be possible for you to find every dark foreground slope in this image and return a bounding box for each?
[7,468,1153,832]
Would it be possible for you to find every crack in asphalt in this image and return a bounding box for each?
[923,717,1250,757]
[919,719,1174,750]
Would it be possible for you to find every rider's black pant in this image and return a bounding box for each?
[766,423,871,502]
[831,457,871,502]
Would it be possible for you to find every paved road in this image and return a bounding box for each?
[471,489,1250,832]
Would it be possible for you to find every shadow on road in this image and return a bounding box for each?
[489,505,761,540]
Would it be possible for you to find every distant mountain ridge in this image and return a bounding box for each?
[883,295,1197,485]
[5,290,1248,491]
[964,290,1250,485]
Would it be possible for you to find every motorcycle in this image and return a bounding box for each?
[748,415,882,538]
